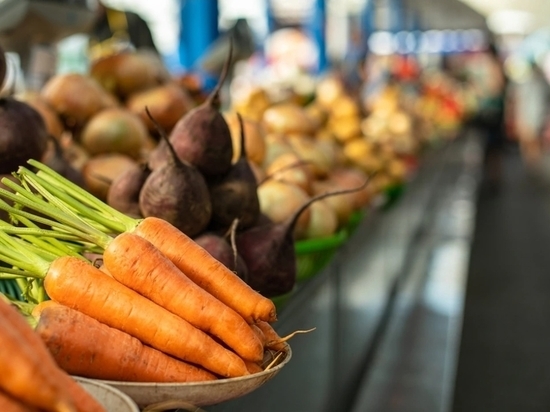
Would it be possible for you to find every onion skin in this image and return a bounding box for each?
[41,73,116,129]
[126,83,195,134]
[0,98,49,174]
[80,108,148,160]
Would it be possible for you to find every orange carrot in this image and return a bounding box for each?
[133,216,277,323]
[243,360,264,374]
[103,232,264,362]
[254,321,286,351]
[44,256,249,378]
[0,307,75,412]
[34,301,217,383]
[0,298,105,412]
[0,390,39,412]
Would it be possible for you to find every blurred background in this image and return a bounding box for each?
[1,1,550,411]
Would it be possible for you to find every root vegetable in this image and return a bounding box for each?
[34,301,217,383]
[208,113,260,230]
[5,162,277,325]
[194,230,249,282]
[148,44,234,177]
[107,162,150,218]
[40,73,115,129]
[80,108,148,159]
[138,110,212,237]
[257,180,311,239]
[42,137,86,189]
[223,111,266,165]
[126,83,195,134]
[0,298,104,412]
[0,98,49,174]
[262,102,316,135]
[236,184,369,297]
[82,154,137,201]
[103,232,264,362]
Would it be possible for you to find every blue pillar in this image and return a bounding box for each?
[179,0,219,70]
[361,0,375,53]
[305,0,327,74]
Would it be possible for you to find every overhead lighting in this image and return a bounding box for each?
[487,9,534,35]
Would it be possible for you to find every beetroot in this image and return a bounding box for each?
[139,109,212,237]
[42,136,86,189]
[0,44,6,91]
[0,98,49,174]
[236,182,370,297]
[148,43,234,177]
[107,162,151,218]
[194,231,249,282]
[208,113,260,230]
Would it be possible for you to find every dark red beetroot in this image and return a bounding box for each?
[0,44,6,90]
[236,181,371,297]
[148,43,234,177]
[42,135,86,189]
[208,113,260,230]
[0,98,49,174]
[107,162,151,218]
[139,109,212,237]
[194,230,249,282]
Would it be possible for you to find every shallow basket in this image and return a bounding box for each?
[73,376,139,412]
[92,344,291,410]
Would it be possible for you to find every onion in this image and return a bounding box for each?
[257,180,311,239]
[80,108,149,160]
[304,199,338,239]
[82,153,138,201]
[41,73,116,129]
[126,83,195,134]
[262,102,316,135]
[264,152,314,194]
[90,51,168,98]
[223,111,267,165]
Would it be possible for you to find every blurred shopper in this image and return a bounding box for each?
[470,43,508,189]
[512,60,550,173]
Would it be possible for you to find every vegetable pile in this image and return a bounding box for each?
[0,296,106,412]
[0,161,293,383]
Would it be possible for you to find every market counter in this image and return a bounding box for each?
[208,133,478,412]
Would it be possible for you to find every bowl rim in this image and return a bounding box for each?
[84,343,292,388]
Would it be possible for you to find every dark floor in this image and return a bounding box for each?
[452,144,550,412]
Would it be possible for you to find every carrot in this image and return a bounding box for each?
[103,231,264,362]
[44,256,249,378]
[254,321,315,351]
[3,164,277,324]
[0,390,40,412]
[0,297,105,412]
[243,360,264,374]
[0,305,76,412]
[134,216,277,324]
[33,301,217,383]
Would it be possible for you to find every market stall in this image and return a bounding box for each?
[0,1,502,411]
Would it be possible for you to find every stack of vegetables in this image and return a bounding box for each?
[0,161,295,384]
[0,296,107,411]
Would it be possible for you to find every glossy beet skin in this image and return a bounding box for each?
[0,98,49,174]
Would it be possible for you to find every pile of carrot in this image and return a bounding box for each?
[0,296,106,412]
[0,160,292,385]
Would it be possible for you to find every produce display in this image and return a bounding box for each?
[0,38,472,409]
[0,296,106,412]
